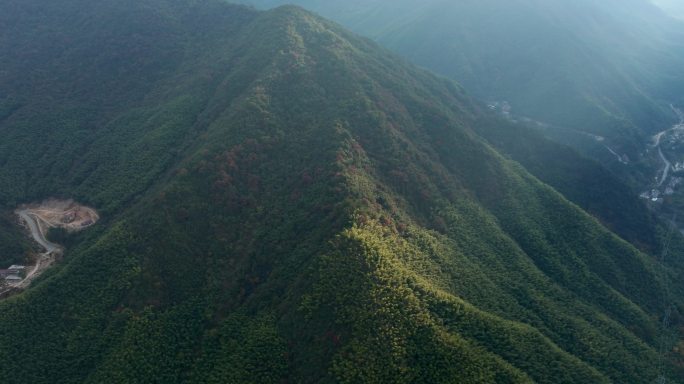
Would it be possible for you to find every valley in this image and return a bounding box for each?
[0,1,683,382]
[641,106,684,225]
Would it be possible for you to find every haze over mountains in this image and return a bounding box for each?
[0,0,683,383]
[653,0,684,20]
[240,0,684,167]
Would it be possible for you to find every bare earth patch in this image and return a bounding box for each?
[0,199,98,297]
[19,198,99,233]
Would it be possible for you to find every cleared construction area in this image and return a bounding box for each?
[20,199,99,233]
[1,199,98,296]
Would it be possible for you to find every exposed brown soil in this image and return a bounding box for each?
[19,199,99,232]
[1,199,98,297]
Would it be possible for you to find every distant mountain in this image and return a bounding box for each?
[0,1,683,383]
[239,0,684,165]
[235,0,671,254]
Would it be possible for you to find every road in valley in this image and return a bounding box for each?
[0,211,60,296]
[658,147,672,187]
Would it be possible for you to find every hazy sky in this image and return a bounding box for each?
[651,0,684,19]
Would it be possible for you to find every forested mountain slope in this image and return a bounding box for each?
[239,0,684,163]
[236,0,670,250]
[0,1,683,383]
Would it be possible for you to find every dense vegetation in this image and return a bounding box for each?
[0,212,29,267]
[0,0,683,383]
[471,113,662,253]
[239,0,684,167]
[233,0,684,254]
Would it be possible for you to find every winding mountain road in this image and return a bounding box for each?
[1,201,97,298]
[17,210,59,253]
[651,106,684,188]
[658,147,672,187]
[14,210,61,288]
[0,211,60,296]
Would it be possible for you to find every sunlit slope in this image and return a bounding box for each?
[235,0,683,248]
[0,1,682,383]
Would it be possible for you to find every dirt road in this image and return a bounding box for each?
[1,200,97,297]
[17,210,59,253]
[651,106,684,188]
[2,211,61,292]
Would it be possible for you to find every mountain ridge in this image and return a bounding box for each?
[0,1,682,383]
[237,0,684,170]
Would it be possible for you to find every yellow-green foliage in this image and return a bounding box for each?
[0,1,681,384]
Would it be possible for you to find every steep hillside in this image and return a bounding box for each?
[237,0,669,252]
[239,0,684,163]
[0,1,683,383]
[0,212,29,267]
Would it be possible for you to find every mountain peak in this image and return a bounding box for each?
[0,1,682,383]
